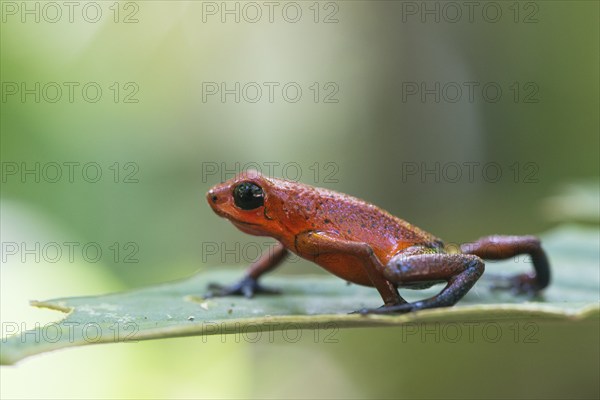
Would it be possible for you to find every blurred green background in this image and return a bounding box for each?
[1,1,598,399]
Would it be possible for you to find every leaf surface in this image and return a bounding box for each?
[2,225,598,365]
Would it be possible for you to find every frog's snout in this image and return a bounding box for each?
[207,190,218,204]
[206,189,220,207]
[206,186,230,215]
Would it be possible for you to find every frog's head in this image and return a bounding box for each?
[206,170,288,238]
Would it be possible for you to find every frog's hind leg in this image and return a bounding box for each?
[460,235,550,294]
[359,252,484,314]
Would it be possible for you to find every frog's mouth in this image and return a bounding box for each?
[231,219,260,228]
[210,207,259,227]
[210,206,230,219]
[230,219,265,236]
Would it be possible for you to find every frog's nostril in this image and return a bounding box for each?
[211,195,218,203]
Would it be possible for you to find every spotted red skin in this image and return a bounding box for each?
[207,171,443,286]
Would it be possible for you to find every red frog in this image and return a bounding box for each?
[205,170,550,314]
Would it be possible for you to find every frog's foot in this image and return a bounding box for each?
[352,302,419,315]
[205,276,280,299]
[488,273,543,296]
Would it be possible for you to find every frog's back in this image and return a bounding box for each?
[314,187,441,249]
[270,178,442,255]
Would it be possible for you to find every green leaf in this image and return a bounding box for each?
[1,225,598,365]
[542,180,600,223]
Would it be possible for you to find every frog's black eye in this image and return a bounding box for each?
[233,182,264,210]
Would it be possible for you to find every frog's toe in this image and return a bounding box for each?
[252,284,281,296]
[351,304,415,315]
[489,273,542,296]
[205,277,280,299]
[205,282,234,298]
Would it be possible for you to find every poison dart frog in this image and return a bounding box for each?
[205,170,550,314]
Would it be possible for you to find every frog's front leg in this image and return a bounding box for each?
[205,242,288,298]
[295,231,407,306]
[358,250,484,314]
